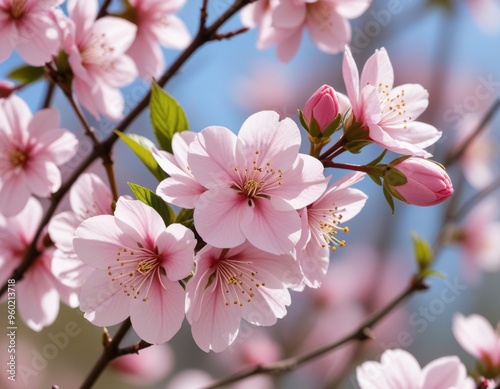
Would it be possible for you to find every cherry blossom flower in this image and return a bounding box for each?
[241,0,372,62]
[64,0,138,120]
[356,348,475,389]
[342,46,441,157]
[74,197,196,345]
[0,95,78,217]
[296,172,367,288]
[453,313,500,373]
[0,0,63,65]
[126,0,191,79]
[0,198,79,331]
[155,131,206,209]
[185,110,327,255]
[48,173,113,288]
[185,242,297,352]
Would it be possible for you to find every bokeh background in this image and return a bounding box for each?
[1,0,500,388]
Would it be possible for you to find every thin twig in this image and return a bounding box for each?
[96,0,112,19]
[204,277,428,389]
[42,81,56,108]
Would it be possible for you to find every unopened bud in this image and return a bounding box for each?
[304,84,340,133]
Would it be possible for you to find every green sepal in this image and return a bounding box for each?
[298,110,310,132]
[150,82,189,153]
[368,173,382,186]
[411,233,433,272]
[388,155,412,167]
[308,115,321,137]
[322,113,343,138]
[419,268,445,279]
[384,167,408,186]
[367,149,388,166]
[115,131,167,182]
[344,140,371,154]
[128,182,175,226]
[384,181,408,203]
[7,65,44,85]
[382,184,395,214]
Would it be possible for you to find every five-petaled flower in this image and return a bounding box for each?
[74,197,196,345]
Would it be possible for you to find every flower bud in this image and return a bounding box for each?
[304,84,340,133]
[385,158,453,206]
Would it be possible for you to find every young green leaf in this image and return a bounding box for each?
[7,65,45,85]
[128,182,175,226]
[150,82,189,153]
[116,131,167,182]
[411,232,434,272]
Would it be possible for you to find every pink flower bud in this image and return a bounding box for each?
[387,158,453,206]
[304,84,340,133]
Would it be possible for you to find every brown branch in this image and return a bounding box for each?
[42,80,55,108]
[96,0,112,19]
[203,276,429,389]
[211,27,249,41]
[0,0,255,298]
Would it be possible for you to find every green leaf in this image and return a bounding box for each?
[7,65,44,85]
[128,183,175,226]
[411,233,434,272]
[419,269,445,279]
[116,131,167,182]
[175,208,194,228]
[150,82,189,153]
[382,184,395,214]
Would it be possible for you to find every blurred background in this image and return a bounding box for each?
[1,0,500,388]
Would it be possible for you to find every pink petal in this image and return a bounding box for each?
[307,7,349,54]
[242,199,301,255]
[381,84,429,125]
[334,0,372,19]
[0,172,31,216]
[48,211,81,252]
[130,274,185,344]
[91,82,125,120]
[368,123,433,158]
[189,280,242,352]
[272,2,306,29]
[237,111,301,171]
[73,76,100,119]
[70,173,113,219]
[153,148,184,176]
[241,286,290,326]
[16,15,60,65]
[26,160,61,196]
[104,55,138,87]
[452,313,497,361]
[0,19,15,62]
[240,1,266,27]
[276,28,302,63]
[420,356,467,388]
[193,187,246,248]
[188,126,237,188]
[157,223,195,281]
[342,46,361,118]
[381,349,421,388]
[51,251,93,288]
[67,0,98,40]
[92,17,137,55]
[360,48,394,92]
[154,15,191,50]
[172,131,197,172]
[356,361,390,389]
[156,174,205,209]
[18,264,60,331]
[79,269,131,326]
[299,236,330,288]
[127,30,163,80]
[384,121,441,150]
[1,95,32,140]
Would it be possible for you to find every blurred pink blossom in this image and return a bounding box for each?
[296,172,367,288]
[241,0,372,62]
[386,157,453,206]
[126,0,191,79]
[185,110,327,254]
[0,0,63,65]
[48,173,113,288]
[0,95,78,216]
[356,348,475,389]
[65,0,138,120]
[155,131,206,209]
[0,198,79,331]
[74,197,196,344]
[110,344,174,386]
[343,46,441,157]
[453,313,500,373]
[185,242,296,352]
[465,0,500,33]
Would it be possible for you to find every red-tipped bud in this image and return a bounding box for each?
[304,84,340,133]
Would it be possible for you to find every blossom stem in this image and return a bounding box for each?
[203,276,428,389]
[0,0,255,298]
[318,136,346,160]
[42,80,55,109]
[322,160,373,174]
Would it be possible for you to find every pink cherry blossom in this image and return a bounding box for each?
[0,0,63,66]
[48,173,113,288]
[356,348,475,389]
[386,157,453,206]
[110,344,173,386]
[126,0,191,79]
[241,0,372,62]
[342,46,442,157]
[64,0,138,120]
[0,198,79,331]
[453,313,500,372]
[74,197,196,345]
[465,0,500,33]
[186,110,327,255]
[296,172,367,288]
[0,95,78,216]
[185,242,296,352]
[155,131,206,209]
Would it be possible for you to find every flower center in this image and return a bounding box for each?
[310,205,349,250]
[107,245,163,302]
[80,33,115,67]
[10,0,28,19]
[10,147,28,168]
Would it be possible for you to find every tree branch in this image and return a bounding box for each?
[204,276,429,389]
